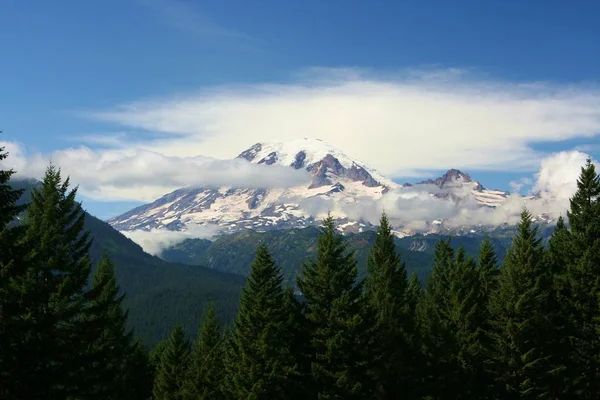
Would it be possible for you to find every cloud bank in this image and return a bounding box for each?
[121,223,222,255]
[90,67,600,177]
[285,151,598,232]
[0,142,311,202]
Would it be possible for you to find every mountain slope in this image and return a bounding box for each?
[13,179,246,346]
[109,138,512,236]
[160,226,515,284]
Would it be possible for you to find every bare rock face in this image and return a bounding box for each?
[291,151,307,169]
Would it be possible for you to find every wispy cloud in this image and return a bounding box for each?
[121,223,221,255]
[88,67,600,178]
[137,0,261,46]
[65,132,130,148]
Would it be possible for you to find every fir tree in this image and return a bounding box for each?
[0,141,27,398]
[150,338,169,370]
[562,159,600,398]
[225,243,299,399]
[4,164,105,398]
[122,339,154,400]
[364,212,414,399]
[281,286,312,400]
[184,302,225,400]
[487,210,564,398]
[88,252,134,399]
[297,215,373,399]
[153,325,191,400]
[417,238,458,398]
[477,237,499,292]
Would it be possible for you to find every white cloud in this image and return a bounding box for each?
[121,223,221,255]
[509,177,533,194]
[533,151,593,202]
[0,143,311,202]
[89,68,600,177]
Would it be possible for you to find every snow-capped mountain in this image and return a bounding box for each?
[108,138,511,236]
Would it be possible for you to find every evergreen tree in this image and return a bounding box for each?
[448,250,488,399]
[0,141,27,398]
[88,252,134,399]
[184,302,225,400]
[477,237,499,292]
[406,272,422,322]
[297,215,373,399]
[487,210,564,398]
[225,243,299,399]
[151,338,169,370]
[4,164,105,399]
[281,286,312,400]
[417,238,459,399]
[123,339,154,400]
[364,212,415,399]
[153,325,191,400]
[562,159,600,398]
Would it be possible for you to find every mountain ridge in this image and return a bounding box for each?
[108,138,521,237]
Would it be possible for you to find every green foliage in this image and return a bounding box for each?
[0,142,28,398]
[487,210,564,398]
[364,213,416,399]
[183,303,226,400]
[123,339,154,400]
[297,216,373,399]
[4,165,107,398]
[161,227,514,284]
[225,243,299,399]
[561,159,600,398]
[153,325,191,400]
[87,252,135,399]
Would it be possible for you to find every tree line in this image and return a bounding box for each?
[1,141,600,399]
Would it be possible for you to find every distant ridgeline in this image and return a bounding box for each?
[160,227,523,284]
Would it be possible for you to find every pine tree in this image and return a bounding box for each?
[123,339,154,400]
[364,212,415,399]
[487,210,564,398]
[562,159,600,398]
[4,164,105,399]
[281,286,312,400]
[297,215,373,399]
[184,302,225,400]
[469,237,500,398]
[153,325,191,400]
[0,141,28,398]
[417,238,458,398]
[88,252,134,399]
[225,243,299,399]
[477,237,499,292]
[448,249,488,399]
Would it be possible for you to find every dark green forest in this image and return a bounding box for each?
[2,140,600,399]
[160,227,517,283]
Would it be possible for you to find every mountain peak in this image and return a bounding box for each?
[418,168,483,191]
[236,138,395,189]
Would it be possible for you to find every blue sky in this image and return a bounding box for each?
[1,0,600,219]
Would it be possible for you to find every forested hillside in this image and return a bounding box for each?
[13,179,245,345]
[161,227,514,283]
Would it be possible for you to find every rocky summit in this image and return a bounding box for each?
[108,138,511,236]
